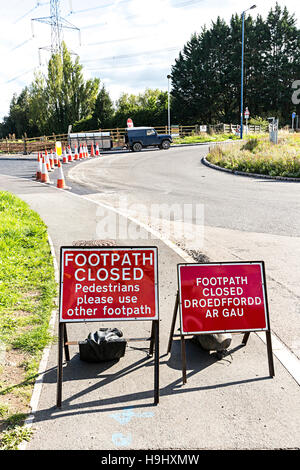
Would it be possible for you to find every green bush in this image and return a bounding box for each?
[206,133,300,178]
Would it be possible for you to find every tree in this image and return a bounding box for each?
[112,89,168,127]
[28,72,48,135]
[263,4,300,121]
[46,43,100,134]
[0,88,39,138]
[92,86,114,129]
[0,43,101,137]
[170,3,300,126]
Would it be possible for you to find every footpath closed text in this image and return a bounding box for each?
[60,249,157,321]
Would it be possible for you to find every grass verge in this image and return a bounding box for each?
[206,133,300,178]
[173,132,240,145]
[0,191,57,450]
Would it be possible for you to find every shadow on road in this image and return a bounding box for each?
[26,338,272,425]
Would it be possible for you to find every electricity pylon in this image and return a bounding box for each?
[32,0,81,63]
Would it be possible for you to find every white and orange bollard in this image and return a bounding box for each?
[90,143,95,157]
[74,145,79,161]
[49,150,55,170]
[41,157,50,183]
[62,147,68,164]
[57,161,66,189]
[68,146,73,162]
[53,149,58,166]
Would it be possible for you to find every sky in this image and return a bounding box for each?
[1,0,299,121]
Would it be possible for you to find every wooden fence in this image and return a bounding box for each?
[0,124,262,155]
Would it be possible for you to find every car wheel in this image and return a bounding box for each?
[161,140,171,150]
[132,142,142,152]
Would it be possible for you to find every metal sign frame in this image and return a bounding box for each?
[167,261,274,385]
[57,245,160,408]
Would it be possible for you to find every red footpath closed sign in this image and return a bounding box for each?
[59,247,158,322]
[178,262,269,334]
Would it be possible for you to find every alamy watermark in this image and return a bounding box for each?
[95,197,204,249]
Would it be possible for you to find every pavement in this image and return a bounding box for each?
[0,151,299,450]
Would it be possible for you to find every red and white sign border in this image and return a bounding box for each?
[177,261,270,335]
[59,246,159,323]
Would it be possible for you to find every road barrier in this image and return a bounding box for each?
[55,243,274,408]
[57,245,160,408]
[167,261,275,385]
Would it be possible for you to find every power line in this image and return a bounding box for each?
[86,61,171,72]
[67,0,128,17]
[5,68,36,84]
[14,2,41,24]
[81,46,181,63]
[81,21,108,30]
[11,38,33,51]
[173,0,205,7]
[85,34,152,47]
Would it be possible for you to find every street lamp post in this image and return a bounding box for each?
[240,5,256,139]
[167,74,171,135]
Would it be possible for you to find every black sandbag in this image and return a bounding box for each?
[79,328,127,362]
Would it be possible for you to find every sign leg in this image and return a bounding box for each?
[167,291,179,354]
[154,320,159,405]
[266,330,275,377]
[56,322,64,408]
[181,335,187,385]
[149,321,155,357]
[242,332,250,345]
[63,323,70,362]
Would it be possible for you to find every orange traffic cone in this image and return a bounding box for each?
[95,143,99,156]
[52,150,58,166]
[74,145,79,161]
[49,150,54,169]
[68,146,73,162]
[45,152,51,172]
[62,147,68,164]
[79,145,83,159]
[41,157,50,183]
[36,154,42,180]
[90,143,95,157]
[57,161,66,189]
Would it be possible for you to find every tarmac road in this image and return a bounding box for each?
[67,145,300,236]
[0,148,299,451]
